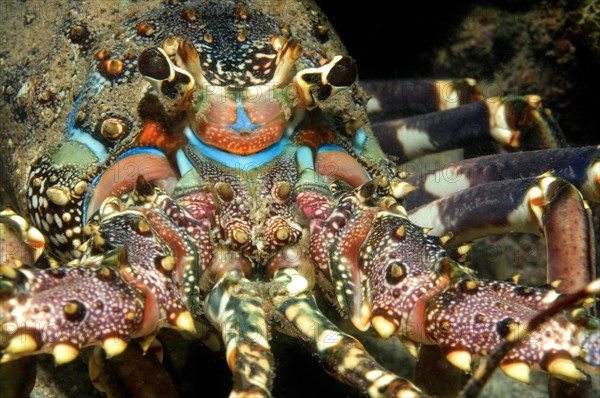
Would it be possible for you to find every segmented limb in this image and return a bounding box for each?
[97,208,196,333]
[311,187,598,390]
[1,186,199,364]
[404,146,600,210]
[25,136,180,262]
[361,78,481,117]
[0,208,45,266]
[458,279,600,398]
[204,264,274,398]
[367,214,597,382]
[269,267,422,398]
[25,145,100,262]
[408,175,596,292]
[0,257,145,364]
[369,96,563,162]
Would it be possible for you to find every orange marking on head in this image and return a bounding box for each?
[206,99,237,124]
[194,117,286,155]
[296,122,336,150]
[139,121,185,153]
[244,99,282,124]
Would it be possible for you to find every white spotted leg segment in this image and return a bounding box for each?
[204,268,274,398]
[370,96,563,163]
[269,268,423,398]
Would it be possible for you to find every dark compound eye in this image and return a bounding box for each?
[301,72,322,84]
[327,56,357,87]
[385,261,407,285]
[138,47,172,80]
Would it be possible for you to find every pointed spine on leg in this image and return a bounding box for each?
[1,257,145,364]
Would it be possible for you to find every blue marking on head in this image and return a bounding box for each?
[176,148,194,176]
[317,144,348,153]
[66,94,84,133]
[184,126,288,170]
[68,130,109,162]
[113,147,166,162]
[66,93,108,162]
[352,127,367,155]
[296,146,315,172]
[226,98,261,132]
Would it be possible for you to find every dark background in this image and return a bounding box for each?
[319,2,473,79]
[319,1,599,147]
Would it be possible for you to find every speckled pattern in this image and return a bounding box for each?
[0,1,599,397]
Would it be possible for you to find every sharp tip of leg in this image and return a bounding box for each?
[398,337,419,359]
[146,339,164,363]
[547,357,585,381]
[88,346,107,393]
[585,278,600,295]
[5,333,38,355]
[52,343,80,365]
[175,311,196,334]
[371,315,398,339]
[446,350,472,372]
[0,356,13,364]
[138,333,157,353]
[501,361,531,384]
[226,345,238,370]
[457,244,472,256]
[464,77,477,87]
[27,227,46,246]
[439,233,452,245]
[550,279,562,289]
[391,182,416,200]
[526,95,542,109]
[351,303,372,333]
[101,336,128,358]
[0,264,19,279]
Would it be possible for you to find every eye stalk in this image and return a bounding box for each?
[294,55,358,109]
[138,46,196,112]
[138,47,174,81]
